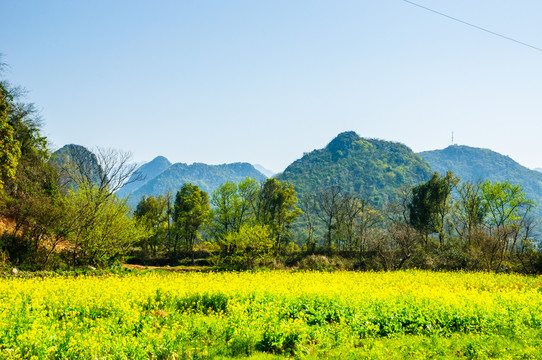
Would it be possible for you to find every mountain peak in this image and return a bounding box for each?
[326,131,364,154]
[150,156,171,165]
[277,132,432,206]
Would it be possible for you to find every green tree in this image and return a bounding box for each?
[408,171,459,247]
[134,195,169,257]
[219,223,273,268]
[210,178,259,240]
[453,181,486,245]
[64,185,143,267]
[476,180,536,271]
[256,178,302,250]
[480,180,534,229]
[0,80,21,189]
[173,183,211,258]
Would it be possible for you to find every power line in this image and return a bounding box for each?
[403,0,542,53]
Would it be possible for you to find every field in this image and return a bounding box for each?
[1,270,541,359]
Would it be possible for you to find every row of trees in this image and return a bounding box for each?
[134,178,302,268]
[132,171,540,272]
[293,171,539,272]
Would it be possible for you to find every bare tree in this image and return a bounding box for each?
[314,185,344,249]
[54,145,142,196]
[299,194,317,251]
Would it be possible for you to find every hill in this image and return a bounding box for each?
[275,131,433,206]
[116,156,172,199]
[51,144,102,188]
[125,162,267,207]
[419,145,542,208]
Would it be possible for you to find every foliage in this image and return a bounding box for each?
[420,144,542,216]
[210,178,259,239]
[276,131,433,207]
[217,223,274,268]
[408,171,459,245]
[63,185,143,267]
[125,161,267,208]
[1,270,542,359]
[134,195,170,257]
[257,178,302,248]
[0,82,20,189]
[172,183,211,257]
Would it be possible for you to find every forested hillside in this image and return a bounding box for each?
[420,145,542,212]
[276,131,433,206]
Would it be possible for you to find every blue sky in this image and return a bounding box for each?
[2,1,542,173]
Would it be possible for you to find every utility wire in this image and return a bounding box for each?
[404,0,542,53]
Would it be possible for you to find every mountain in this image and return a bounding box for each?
[419,145,542,208]
[275,131,433,206]
[116,156,172,198]
[535,168,542,173]
[253,164,274,178]
[52,144,102,187]
[125,162,267,207]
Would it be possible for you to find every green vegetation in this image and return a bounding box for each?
[123,161,267,208]
[1,271,541,359]
[0,65,541,274]
[276,131,433,207]
[420,145,542,214]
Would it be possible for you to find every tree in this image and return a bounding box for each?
[210,178,259,240]
[53,146,142,268]
[219,223,273,268]
[408,171,458,247]
[477,180,536,270]
[54,146,140,195]
[355,199,382,254]
[173,183,211,258]
[453,181,486,245]
[134,195,169,257]
[0,81,20,189]
[335,194,363,251]
[0,69,63,270]
[313,185,344,249]
[64,185,143,267]
[299,194,317,251]
[256,178,302,250]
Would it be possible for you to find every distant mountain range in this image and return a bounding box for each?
[123,161,267,207]
[116,156,172,199]
[419,145,542,211]
[54,135,542,213]
[275,131,433,206]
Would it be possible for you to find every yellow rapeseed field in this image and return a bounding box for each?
[1,270,541,359]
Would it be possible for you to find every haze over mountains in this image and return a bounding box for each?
[55,131,542,211]
[123,161,266,207]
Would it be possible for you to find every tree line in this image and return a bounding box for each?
[132,171,540,273]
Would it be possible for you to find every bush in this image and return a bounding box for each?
[296,254,354,271]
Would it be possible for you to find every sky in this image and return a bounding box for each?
[2,0,542,173]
